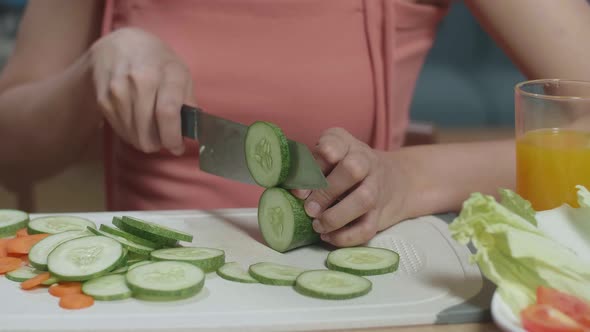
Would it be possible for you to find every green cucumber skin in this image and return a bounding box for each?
[121,216,193,242]
[100,223,160,248]
[127,278,204,301]
[28,231,93,271]
[150,250,225,273]
[258,188,319,253]
[216,267,259,284]
[87,227,154,257]
[325,260,398,276]
[42,276,59,286]
[112,217,179,247]
[245,121,290,188]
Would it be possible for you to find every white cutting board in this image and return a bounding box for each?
[0,209,488,332]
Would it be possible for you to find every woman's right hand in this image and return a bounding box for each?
[88,27,195,155]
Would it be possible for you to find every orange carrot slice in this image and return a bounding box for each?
[6,234,50,255]
[21,272,51,290]
[59,294,94,310]
[0,257,22,274]
[49,282,83,297]
[16,228,28,237]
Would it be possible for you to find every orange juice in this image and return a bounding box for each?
[516,128,590,210]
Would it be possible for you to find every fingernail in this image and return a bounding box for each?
[171,147,185,156]
[305,201,320,217]
[312,219,323,233]
[321,233,330,242]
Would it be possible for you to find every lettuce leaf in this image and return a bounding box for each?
[449,188,590,315]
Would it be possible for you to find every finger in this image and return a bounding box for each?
[321,209,379,247]
[155,63,188,156]
[95,68,129,143]
[314,131,350,173]
[130,66,161,153]
[109,64,136,146]
[304,151,370,218]
[291,189,312,200]
[312,177,376,234]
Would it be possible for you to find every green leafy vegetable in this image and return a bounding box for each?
[449,189,590,315]
[499,188,537,226]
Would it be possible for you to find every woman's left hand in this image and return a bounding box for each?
[292,128,416,247]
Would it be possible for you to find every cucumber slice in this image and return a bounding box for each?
[248,262,305,286]
[86,227,154,256]
[47,235,125,281]
[27,215,95,235]
[108,265,128,275]
[258,188,319,252]
[326,247,399,276]
[42,275,59,286]
[82,274,132,301]
[126,261,205,301]
[113,216,186,245]
[0,209,29,237]
[217,262,258,283]
[5,266,42,282]
[150,247,225,273]
[128,261,151,271]
[294,270,372,300]
[245,121,290,187]
[100,222,159,248]
[29,230,92,271]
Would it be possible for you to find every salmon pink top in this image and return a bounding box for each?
[101,0,448,211]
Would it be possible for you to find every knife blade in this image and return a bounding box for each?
[180,105,327,189]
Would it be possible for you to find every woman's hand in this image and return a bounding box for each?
[293,128,416,247]
[89,27,195,155]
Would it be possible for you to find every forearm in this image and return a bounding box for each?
[0,54,101,184]
[396,139,515,218]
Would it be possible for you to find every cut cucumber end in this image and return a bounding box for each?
[258,188,319,253]
[248,262,305,286]
[245,121,290,188]
[217,262,259,284]
[28,230,93,271]
[82,274,132,301]
[0,209,29,237]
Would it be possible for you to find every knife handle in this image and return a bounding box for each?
[180,104,199,139]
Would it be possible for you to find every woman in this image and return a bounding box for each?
[0,0,589,247]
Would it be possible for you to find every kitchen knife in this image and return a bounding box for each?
[180,105,328,189]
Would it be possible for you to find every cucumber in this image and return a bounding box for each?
[150,247,225,273]
[5,266,42,282]
[47,235,125,281]
[326,247,399,276]
[294,270,372,300]
[258,188,319,252]
[112,217,183,246]
[108,265,128,275]
[244,121,290,188]
[248,262,305,286]
[82,274,132,301]
[86,226,154,256]
[128,260,151,271]
[100,222,159,248]
[27,215,95,235]
[42,275,59,286]
[126,261,205,301]
[28,230,92,271]
[0,209,29,237]
[216,262,258,284]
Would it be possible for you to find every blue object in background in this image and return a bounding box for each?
[410,2,525,127]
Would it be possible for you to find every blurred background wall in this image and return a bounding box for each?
[0,1,519,212]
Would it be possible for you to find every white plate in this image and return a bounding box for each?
[490,204,590,331]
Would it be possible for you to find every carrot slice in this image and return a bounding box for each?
[21,272,51,290]
[6,234,50,255]
[16,228,28,237]
[0,238,10,257]
[49,282,83,297]
[0,257,22,274]
[59,294,94,310]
